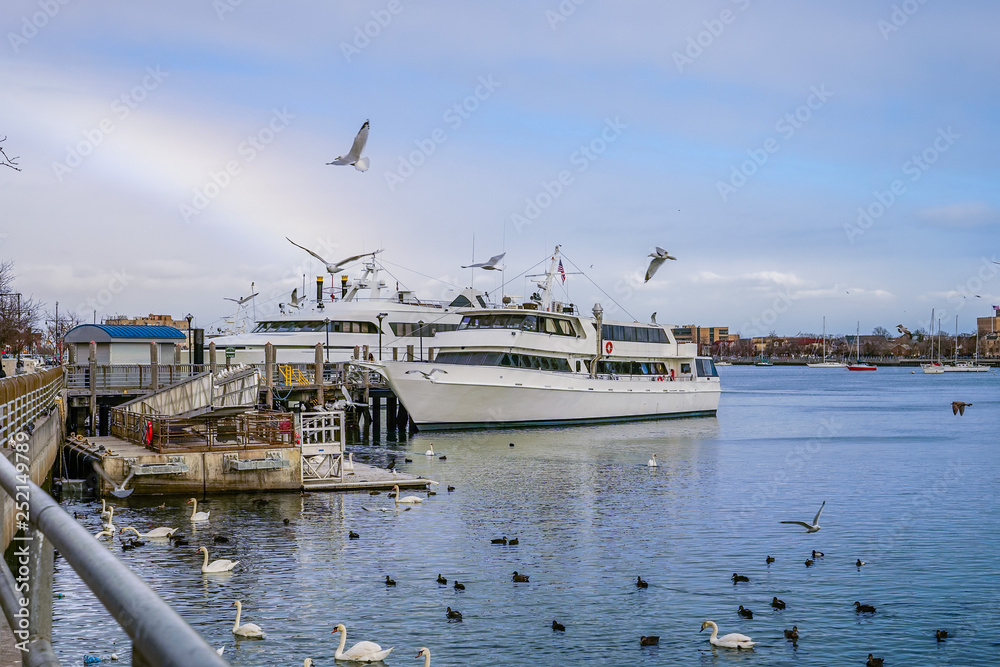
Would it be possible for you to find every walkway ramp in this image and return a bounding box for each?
[118,364,261,418]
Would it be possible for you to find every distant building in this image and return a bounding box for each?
[105,313,190,332]
[672,326,731,354]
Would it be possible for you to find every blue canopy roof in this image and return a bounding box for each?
[64,324,187,342]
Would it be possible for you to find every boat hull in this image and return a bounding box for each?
[806,362,847,368]
[372,362,721,430]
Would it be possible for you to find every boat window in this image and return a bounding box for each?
[521,315,537,332]
[557,320,573,336]
[500,353,514,367]
[449,295,473,308]
[476,295,488,308]
[681,363,691,374]
[576,360,581,373]
[543,318,557,334]
[695,359,719,377]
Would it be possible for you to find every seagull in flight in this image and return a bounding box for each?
[780,500,825,533]
[462,253,506,271]
[286,237,383,274]
[326,119,370,171]
[896,324,912,339]
[405,368,449,380]
[224,292,258,306]
[644,247,677,282]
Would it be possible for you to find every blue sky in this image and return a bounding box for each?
[2,1,998,339]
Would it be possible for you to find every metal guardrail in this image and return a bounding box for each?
[0,449,228,667]
[0,368,62,445]
[64,364,201,392]
[110,409,296,453]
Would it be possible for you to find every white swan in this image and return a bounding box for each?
[425,444,434,456]
[700,620,756,649]
[415,647,431,666]
[647,454,658,467]
[216,646,225,656]
[392,485,423,504]
[344,452,355,472]
[94,529,114,539]
[187,498,210,522]
[332,623,392,662]
[198,546,239,573]
[231,600,265,638]
[120,526,177,539]
[100,499,111,520]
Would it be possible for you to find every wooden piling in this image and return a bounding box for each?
[88,341,97,433]
[209,341,217,375]
[149,342,159,391]
[315,343,324,406]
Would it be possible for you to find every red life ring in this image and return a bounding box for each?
[657,375,664,381]
[605,341,613,354]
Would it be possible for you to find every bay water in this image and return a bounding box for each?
[53,366,1000,665]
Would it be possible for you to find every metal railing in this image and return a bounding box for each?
[64,364,200,392]
[0,368,62,445]
[110,409,296,453]
[0,451,227,667]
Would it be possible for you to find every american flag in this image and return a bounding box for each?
[558,259,566,283]
[994,305,1000,314]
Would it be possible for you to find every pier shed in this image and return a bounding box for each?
[64,324,187,364]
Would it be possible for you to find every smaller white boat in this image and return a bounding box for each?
[807,317,846,368]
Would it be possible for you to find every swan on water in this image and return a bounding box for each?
[425,444,435,456]
[102,506,115,532]
[216,646,225,656]
[231,600,265,638]
[94,529,114,539]
[120,526,177,539]
[344,452,354,472]
[780,500,825,533]
[100,499,111,520]
[331,623,392,662]
[415,647,431,666]
[198,546,239,573]
[187,498,210,522]
[700,620,756,649]
[392,485,423,504]
[647,454,658,467]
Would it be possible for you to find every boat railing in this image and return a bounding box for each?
[64,364,201,392]
[0,446,228,667]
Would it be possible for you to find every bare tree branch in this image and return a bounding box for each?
[1,135,22,171]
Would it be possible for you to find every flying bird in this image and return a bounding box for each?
[462,253,506,271]
[896,324,912,339]
[644,247,677,282]
[405,368,449,380]
[952,401,972,416]
[326,119,370,171]
[286,237,383,274]
[780,500,825,533]
[224,292,258,305]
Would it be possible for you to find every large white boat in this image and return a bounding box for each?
[806,317,846,368]
[362,247,721,430]
[210,256,485,364]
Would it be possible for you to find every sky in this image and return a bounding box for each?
[2,1,999,340]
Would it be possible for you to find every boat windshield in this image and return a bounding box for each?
[458,313,578,336]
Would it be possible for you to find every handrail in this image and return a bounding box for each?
[0,453,228,667]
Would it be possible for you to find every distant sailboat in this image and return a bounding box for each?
[846,322,876,371]
[807,317,846,368]
[921,309,945,374]
[941,315,989,372]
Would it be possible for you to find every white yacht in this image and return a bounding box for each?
[210,257,485,364]
[362,246,721,430]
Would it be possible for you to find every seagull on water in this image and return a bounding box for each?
[405,368,448,380]
[462,253,505,271]
[780,500,825,533]
[286,237,383,274]
[326,119,370,171]
[644,247,676,282]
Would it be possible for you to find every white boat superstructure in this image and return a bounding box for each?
[210,257,485,364]
[364,246,721,430]
[941,316,989,372]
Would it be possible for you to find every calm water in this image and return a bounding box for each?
[52,367,1000,665]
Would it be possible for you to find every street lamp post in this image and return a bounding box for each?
[185,313,193,368]
[417,320,424,362]
[377,312,388,360]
